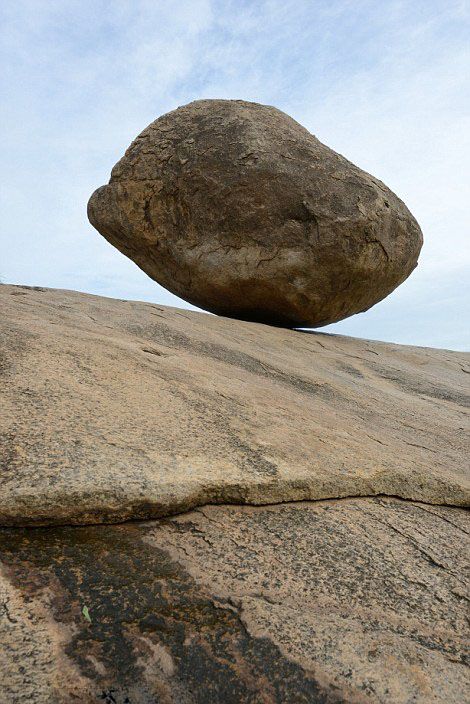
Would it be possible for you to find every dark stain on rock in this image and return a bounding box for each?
[336,362,364,379]
[0,523,348,703]
[125,321,336,402]
[367,362,470,408]
[13,285,48,292]
[166,385,279,477]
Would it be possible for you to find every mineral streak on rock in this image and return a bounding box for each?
[87,99,423,328]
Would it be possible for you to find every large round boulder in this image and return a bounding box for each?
[88,99,423,327]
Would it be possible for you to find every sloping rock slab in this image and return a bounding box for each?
[0,284,469,526]
[0,497,468,703]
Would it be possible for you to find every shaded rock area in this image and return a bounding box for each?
[1,284,469,527]
[0,497,468,703]
[87,99,423,328]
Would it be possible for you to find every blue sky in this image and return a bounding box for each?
[1,0,469,349]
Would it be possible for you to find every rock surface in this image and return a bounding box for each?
[0,497,468,703]
[0,284,468,527]
[87,99,423,328]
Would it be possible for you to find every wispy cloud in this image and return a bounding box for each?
[1,0,469,348]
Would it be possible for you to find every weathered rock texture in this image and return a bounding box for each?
[87,99,423,328]
[0,284,468,527]
[0,497,468,703]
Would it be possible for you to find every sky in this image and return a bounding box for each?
[1,0,469,350]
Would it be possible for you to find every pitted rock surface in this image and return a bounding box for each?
[0,497,468,703]
[0,284,468,527]
[87,99,423,328]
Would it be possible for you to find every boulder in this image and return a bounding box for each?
[1,497,468,703]
[0,284,468,527]
[88,99,423,327]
